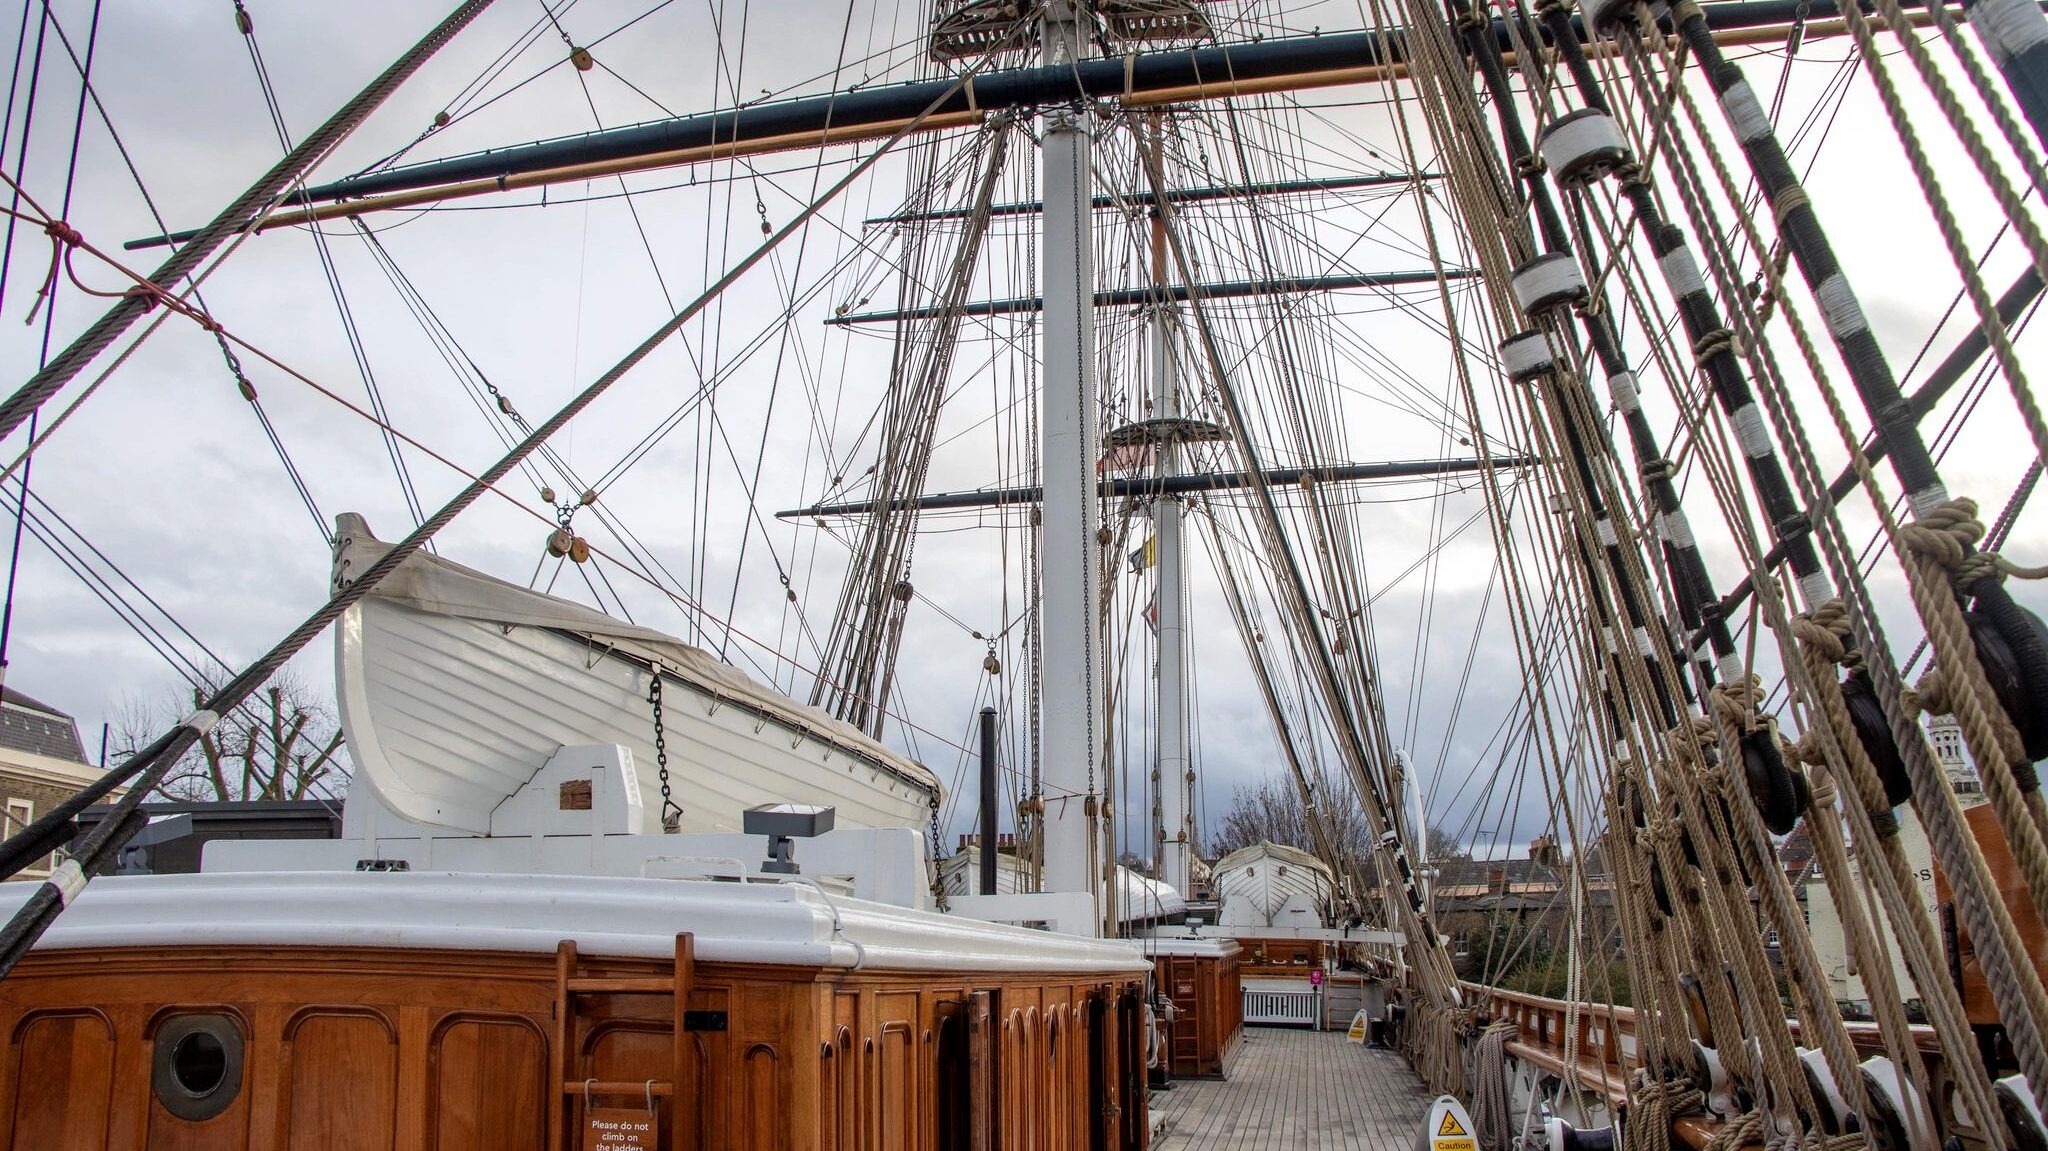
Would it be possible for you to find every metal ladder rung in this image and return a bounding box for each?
[563,1080,676,1097]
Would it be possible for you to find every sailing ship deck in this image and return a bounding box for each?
[1151,1029,1432,1151]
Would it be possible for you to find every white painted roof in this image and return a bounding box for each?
[0,872,1151,974]
[1132,935,1241,958]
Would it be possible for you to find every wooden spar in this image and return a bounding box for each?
[169,112,986,239]
[775,456,1535,519]
[863,173,1428,227]
[826,271,1479,326]
[123,2,1964,249]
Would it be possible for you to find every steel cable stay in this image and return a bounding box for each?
[716,3,875,665]
[0,0,62,692]
[1137,124,1469,1006]
[0,33,1035,978]
[342,142,964,684]
[1376,0,1822,1100]
[2,8,2047,1149]
[0,477,341,801]
[0,0,501,453]
[0,0,51,328]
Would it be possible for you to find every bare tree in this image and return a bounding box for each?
[116,669,350,802]
[1206,770,1374,870]
[1426,824,1470,864]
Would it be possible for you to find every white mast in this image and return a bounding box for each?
[1150,160,1192,900]
[1036,1,1105,932]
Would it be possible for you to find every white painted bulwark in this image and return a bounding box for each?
[330,513,940,838]
[209,805,936,909]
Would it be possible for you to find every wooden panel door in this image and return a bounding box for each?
[279,1008,398,1151]
[428,1014,546,1151]
[9,1010,114,1151]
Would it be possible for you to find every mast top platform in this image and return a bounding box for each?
[928,0,1213,61]
[1105,417,1232,448]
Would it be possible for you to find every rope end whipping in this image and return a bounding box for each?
[47,859,86,907]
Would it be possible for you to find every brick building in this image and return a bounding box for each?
[0,687,115,878]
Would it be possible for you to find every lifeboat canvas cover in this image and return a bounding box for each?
[330,513,941,836]
[1212,841,1335,928]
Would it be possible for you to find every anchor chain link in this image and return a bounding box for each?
[648,671,681,833]
[928,793,948,911]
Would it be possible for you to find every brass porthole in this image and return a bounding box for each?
[151,1014,244,1122]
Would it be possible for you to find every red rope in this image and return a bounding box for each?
[0,178,226,335]
[22,219,80,326]
[27,217,223,332]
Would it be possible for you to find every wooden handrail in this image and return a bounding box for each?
[1454,981,1959,1151]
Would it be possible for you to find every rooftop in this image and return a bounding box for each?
[0,686,86,765]
[1432,857,1561,888]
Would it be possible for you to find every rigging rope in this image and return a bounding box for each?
[0,0,500,446]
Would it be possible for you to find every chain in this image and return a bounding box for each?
[927,794,949,910]
[648,671,681,833]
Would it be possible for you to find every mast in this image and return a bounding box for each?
[1036,0,1105,931]
[1146,143,1196,897]
[1149,120,1192,900]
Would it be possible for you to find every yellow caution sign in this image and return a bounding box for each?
[1345,1010,1368,1044]
[1425,1096,1478,1151]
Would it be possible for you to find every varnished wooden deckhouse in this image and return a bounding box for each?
[1146,939,1242,1079]
[0,872,1153,1150]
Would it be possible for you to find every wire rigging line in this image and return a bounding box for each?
[0,2,500,615]
[0,32,1024,975]
[0,0,54,687]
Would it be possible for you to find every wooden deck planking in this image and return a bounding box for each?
[1152,1028,1433,1151]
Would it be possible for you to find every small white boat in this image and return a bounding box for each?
[1211,842,1334,929]
[331,513,941,838]
[938,851,1187,925]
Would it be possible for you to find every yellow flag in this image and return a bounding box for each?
[1128,536,1156,573]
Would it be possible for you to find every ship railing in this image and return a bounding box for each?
[1243,984,1323,1027]
[1460,983,1958,1150]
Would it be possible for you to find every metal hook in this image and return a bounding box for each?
[582,1078,595,1105]
[644,1079,657,1114]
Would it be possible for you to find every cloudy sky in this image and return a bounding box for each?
[0,0,2041,861]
